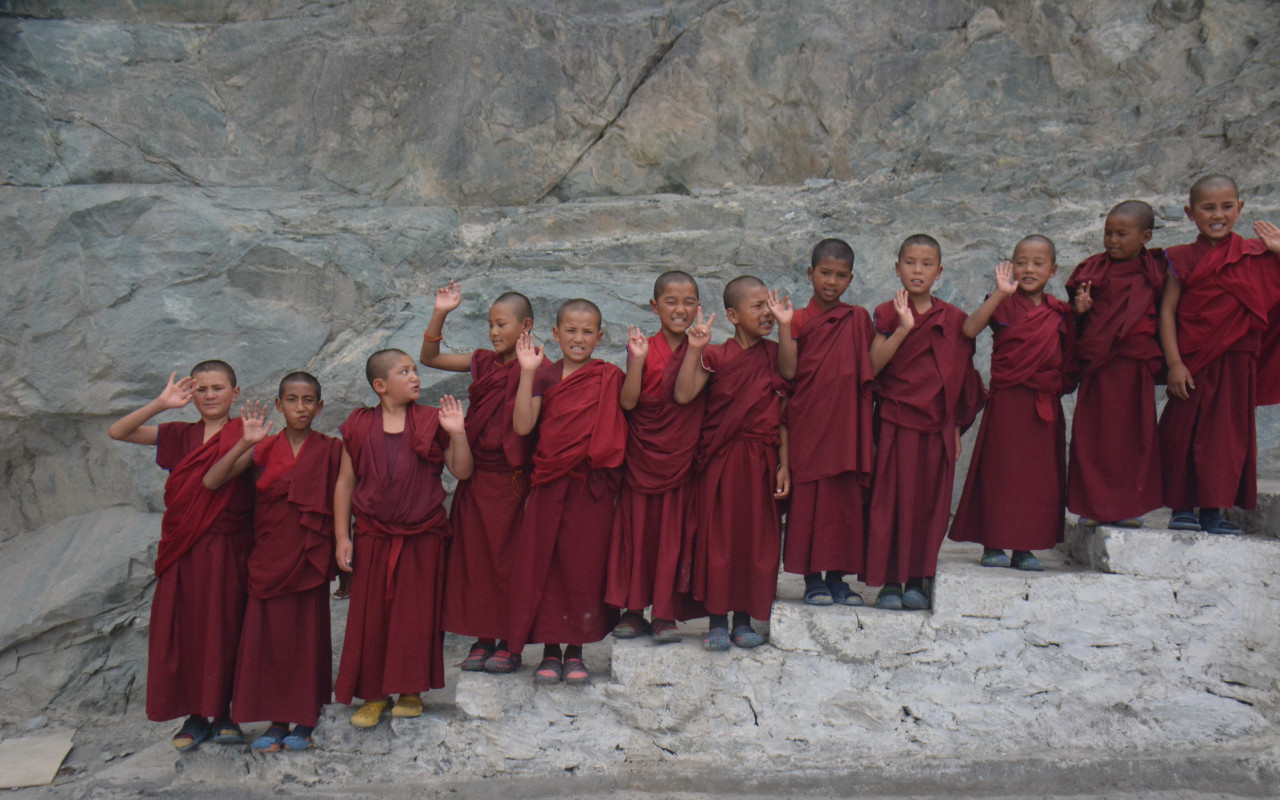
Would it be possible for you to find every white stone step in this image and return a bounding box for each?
[1228,478,1280,538]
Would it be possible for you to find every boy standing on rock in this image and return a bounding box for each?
[333,349,472,728]
[108,361,254,751]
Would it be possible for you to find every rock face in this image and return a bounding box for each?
[2,0,1280,771]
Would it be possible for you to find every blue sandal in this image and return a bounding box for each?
[172,716,211,753]
[251,725,289,753]
[803,582,834,605]
[731,626,765,648]
[1169,510,1201,531]
[283,725,314,752]
[702,627,731,651]
[1199,510,1241,535]
[827,580,864,606]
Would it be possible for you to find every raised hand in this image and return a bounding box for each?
[434,280,462,313]
[627,325,649,360]
[766,289,794,325]
[515,331,544,370]
[1255,221,1280,255]
[157,372,196,410]
[893,289,915,333]
[239,400,274,444]
[1073,281,1094,315]
[686,305,716,350]
[438,394,466,435]
[995,261,1017,296]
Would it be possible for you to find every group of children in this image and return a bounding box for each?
[110,174,1280,753]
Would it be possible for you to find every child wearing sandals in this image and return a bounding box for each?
[203,373,343,752]
[505,299,627,685]
[108,361,254,752]
[418,282,546,675]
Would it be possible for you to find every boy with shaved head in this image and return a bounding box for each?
[1159,176,1280,534]
[675,276,791,650]
[1065,201,1165,528]
[333,348,473,728]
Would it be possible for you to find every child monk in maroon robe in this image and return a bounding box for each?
[675,276,791,651]
[607,272,707,643]
[418,284,545,674]
[868,235,984,611]
[950,237,1076,571]
[506,299,626,686]
[774,238,875,606]
[334,349,473,728]
[1064,201,1165,528]
[202,372,342,752]
[1159,175,1280,534]
[108,360,253,752]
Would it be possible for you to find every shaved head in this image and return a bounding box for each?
[365,348,409,388]
[1189,175,1239,205]
[654,270,699,300]
[898,233,941,261]
[1108,200,1155,232]
[812,238,854,268]
[279,371,321,399]
[555,298,602,327]
[1015,234,1056,262]
[723,275,767,312]
[191,359,237,386]
[494,291,533,323]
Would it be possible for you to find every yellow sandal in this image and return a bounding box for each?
[391,693,423,718]
[350,697,392,728]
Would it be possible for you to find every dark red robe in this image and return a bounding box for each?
[685,339,786,620]
[443,350,542,641]
[606,334,705,621]
[1160,233,1280,509]
[335,404,452,704]
[1064,249,1165,522]
[148,418,254,722]
[507,360,626,652]
[783,299,876,575]
[867,300,983,586]
[232,431,342,727]
[950,293,1075,550]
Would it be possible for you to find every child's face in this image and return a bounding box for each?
[894,244,944,299]
[726,285,775,339]
[1103,213,1153,261]
[650,281,700,337]
[808,256,853,308]
[376,354,421,404]
[489,302,530,357]
[191,370,239,422]
[1011,240,1057,296]
[275,380,323,432]
[1185,185,1242,242]
[552,309,603,365]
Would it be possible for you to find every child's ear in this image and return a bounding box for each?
[520,318,533,334]
[1184,204,1194,222]
[551,325,560,341]
[725,306,740,326]
[1141,229,1153,245]
[274,397,285,414]
[649,298,660,314]
[232,386,241,402]
[372,377,388,395]
[314,398,324,416]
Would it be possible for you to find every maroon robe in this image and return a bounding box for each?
[148,418,254,722]
[443,350,542,640]
[783,299,876,575]
[335,404,452,704]
[1065,249,1165,522]
[1160,233,1280,510]
[507,360,626,652]
[867,300,983,586]
[606,334,705,621]
[232,431,342,727]
[685,339,786,620]
[950,293,1075,550]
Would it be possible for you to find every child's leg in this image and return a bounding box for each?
[824,570,863,606]
[803,572,834,605]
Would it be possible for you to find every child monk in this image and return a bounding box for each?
[775,238,875,606]
[506,299,626,685]
[675,277,790,650]
[1159,175,1280,534]
[203,372,343,752]
[867,235,983,610]
[1065,201,1165,528]
[607,271,706,642]
[418,282,543,674]
[949,237,1076,571]
[334,349,473,727]
[107,361,253,751]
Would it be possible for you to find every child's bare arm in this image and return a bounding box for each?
[512,333,545,435]
[768,290,798,381]
[108,372,196,445]
[674,306,714,404]
[963,262,1016,339]
[203,401,272,489]
[619,325,649,411]
[1256,221,1280,256]
[439,395,474,480]
[774,418,791,499]
[870,290,915,375]
[419,281,473,372]
[1159,272,1194,400]
[334,449,356,573]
